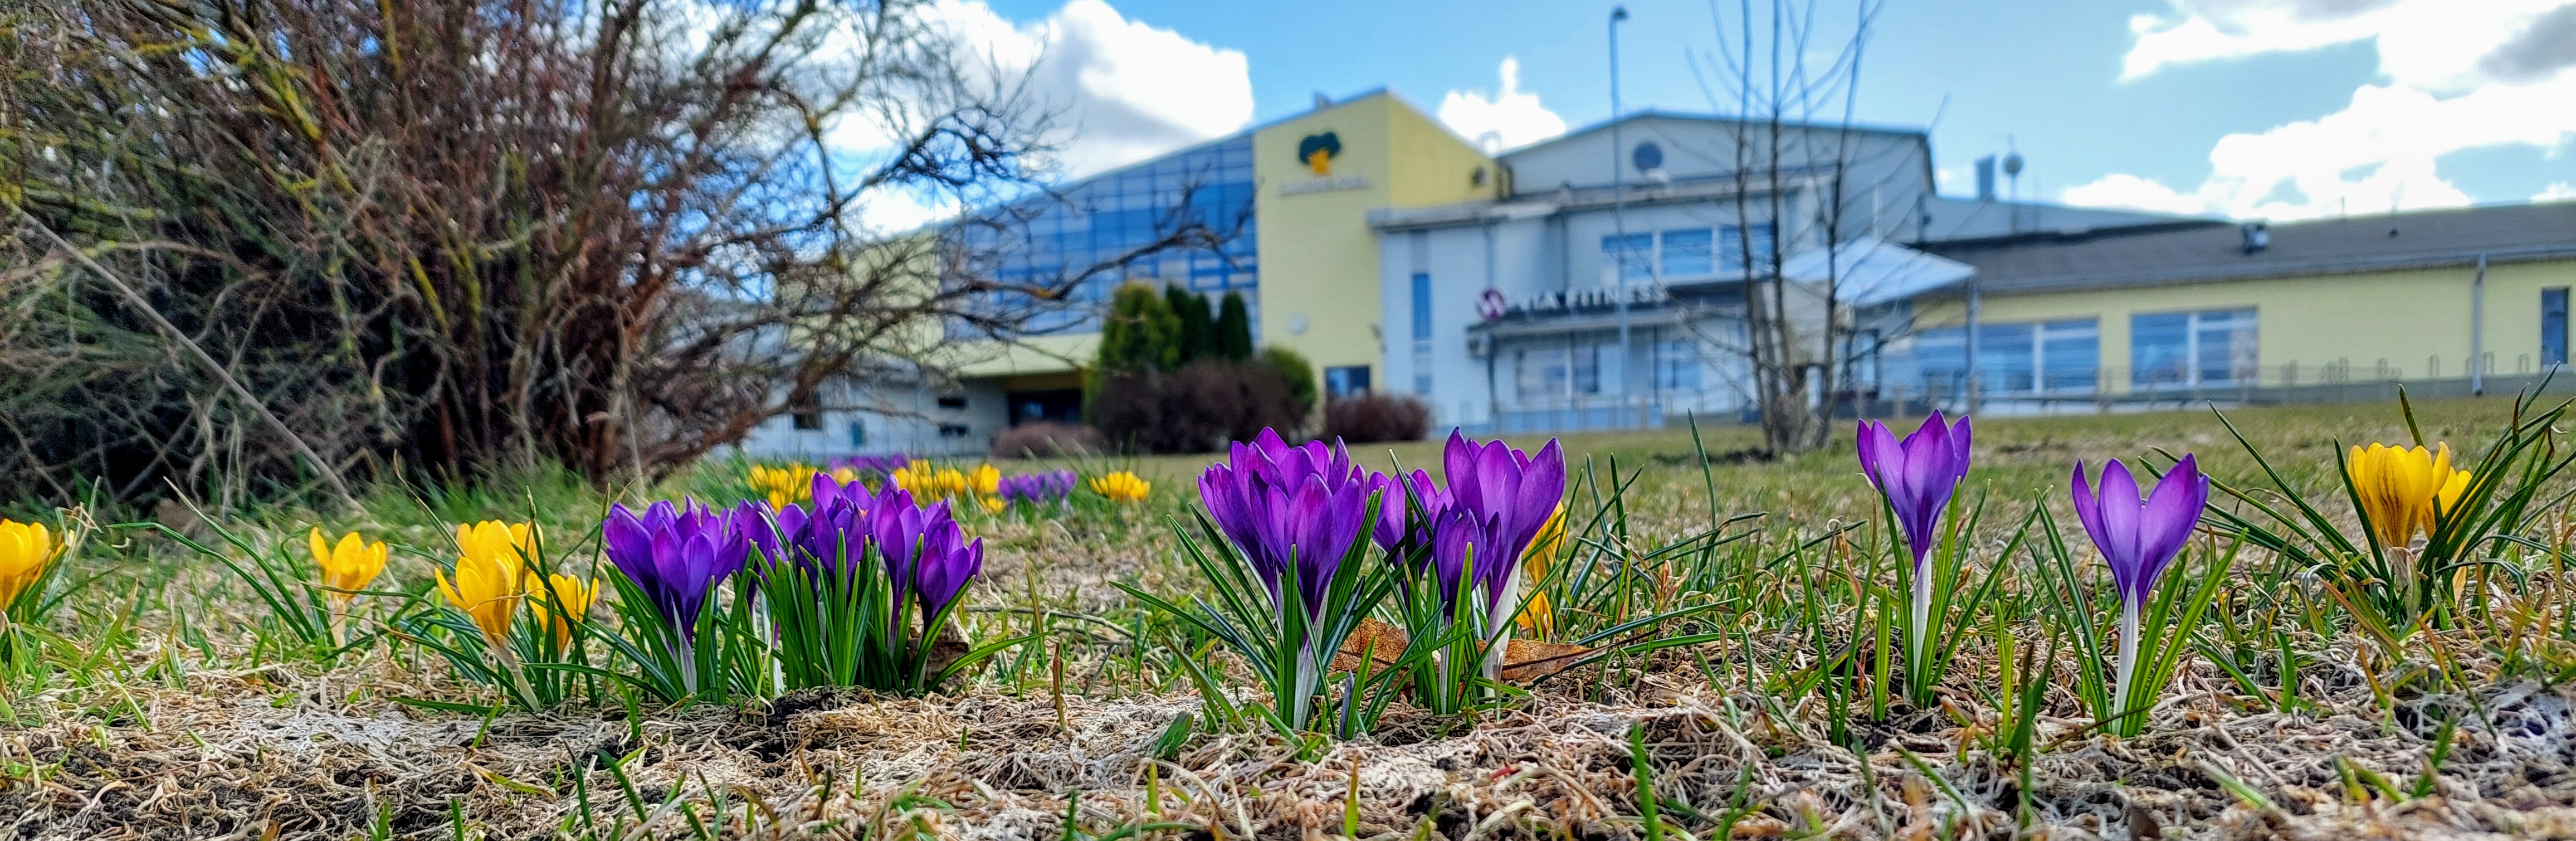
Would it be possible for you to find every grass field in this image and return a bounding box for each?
[4,397,2574,840]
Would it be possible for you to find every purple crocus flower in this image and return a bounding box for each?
[997,470,1078,508]
[866,485,983,626]
[2072,455,2210,707]
[1198,429,1386,615]
[865,484,938,606]
[772,470,870,572]
[1424,507,1489,616]
[602,498,757,691]
[829,453,911,477]
[1857,411,1973,680]
[1440,431,1566,615]
[1372,469,1448,551]
[604,498,755,633]
[1856,412,1974,570]
[2072,456,2209,609]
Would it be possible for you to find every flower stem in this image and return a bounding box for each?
[1909,567,1932,694]
[2112,597,2140,726]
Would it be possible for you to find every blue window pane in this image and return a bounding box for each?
[1601,234,1653,283]
[2040,319,2100,392]
[1653,340,1700,390]
[2545,288,2568,366]
[2131,313,2190,388]
[1411,272,1433,340]
[1661,229,1713,278]
[1716,223,1778,273]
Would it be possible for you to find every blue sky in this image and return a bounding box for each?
[891,0,2575,225]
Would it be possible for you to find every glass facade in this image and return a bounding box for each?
[1917,318,2100,395]
[2131,308,2257,388]
[962,135,1260,335]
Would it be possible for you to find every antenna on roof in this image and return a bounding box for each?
[2002,138,2025,233]
[1313,91,1334,110]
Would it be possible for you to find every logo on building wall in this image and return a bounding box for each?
[1476,289,1509,321]
[1500,285,1670,318]
[1296,132,1341,174]
[1279,130,1371,196]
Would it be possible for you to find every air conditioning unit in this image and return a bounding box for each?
[1466,333,1492,357]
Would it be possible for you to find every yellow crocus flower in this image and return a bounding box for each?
[971,464,1002,497]
[1515,505,1568,636]
[1090,471,1151,504]
[0,519,64,614]
[441,521,533,643]
[308,529,389,609]
[892,461,935,497]
[978,495,1007,514]
[748,464,816,509]
[2348,443,2473,548]
[526,573,596,649]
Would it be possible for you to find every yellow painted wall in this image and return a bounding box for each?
[1914,257,2576,392]
[1252,92,1499,385]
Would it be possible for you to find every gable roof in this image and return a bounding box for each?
[1922,201,2576,296]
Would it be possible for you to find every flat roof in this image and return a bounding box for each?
[1921,201,2576,296]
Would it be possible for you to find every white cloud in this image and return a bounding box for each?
[2540,182,2576,202]
[2091,0,2576,220]
[1437,57,1568,153]
[837,0,1252,232]
[2061,173,2210,215]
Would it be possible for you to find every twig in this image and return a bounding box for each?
[15,210,358,508]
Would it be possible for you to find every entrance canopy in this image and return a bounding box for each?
[1782,237,1974,307]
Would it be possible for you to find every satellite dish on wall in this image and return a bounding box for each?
[1631,141,1663,173]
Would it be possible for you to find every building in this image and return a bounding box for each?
[1369,111,2180,433]
[1905,201,2576,411]
[738,91,2564,459]
[741,89,1505,458]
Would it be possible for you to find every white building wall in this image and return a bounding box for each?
[734,378,1002,461]
[1376,115,1939,435]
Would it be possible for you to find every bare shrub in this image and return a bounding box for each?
[1091,361,1299,454]
[1324,394,1432,444]
[989,422,1102,460]
[0,0,1235,504]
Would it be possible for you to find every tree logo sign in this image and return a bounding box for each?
[1296,132,1341,176]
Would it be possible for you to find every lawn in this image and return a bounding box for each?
[2,396,2570,839]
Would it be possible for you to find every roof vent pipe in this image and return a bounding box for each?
[2240,221,2270,254]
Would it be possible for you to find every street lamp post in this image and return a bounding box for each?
[1609,6,1632,414]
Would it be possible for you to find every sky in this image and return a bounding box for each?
[870,0,2576,226]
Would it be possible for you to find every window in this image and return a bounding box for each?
[847,421,867,448]
[1572,343,1601,394]
[1516,348,1569,400]
[1414,373,1433,396]
[1718,223,1777,273]
[936,394,968,410]
[2131,308,2257,389]
[1411,271,1433,341]
[791,394,823,430]
[1653,339,1700,390]
[1601,233,1653,283]
[1660,229,1714,278]
[1325,365,1373,399]
[938,424,972,438]
[2545,288,2568,367]
[1513,341,1607,400]
[1917,318,2100,395]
